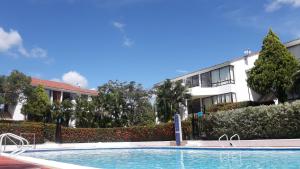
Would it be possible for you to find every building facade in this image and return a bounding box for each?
[3,78,98,121]
[159,39,300,120]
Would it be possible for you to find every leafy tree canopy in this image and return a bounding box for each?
[155,79,190,122]
[2,70,32,105]
[247,29,299,102]
[95,80,155,127]
[22,85,50,121]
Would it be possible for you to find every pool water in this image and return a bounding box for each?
[24,148,300,169]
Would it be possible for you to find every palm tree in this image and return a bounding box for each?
[155,79,190,122]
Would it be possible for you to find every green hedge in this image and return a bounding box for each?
[204,101,300,140]
[0,122,56,144]
[61,122,191,143]
[206,101,274,113]
[0,121,192,143]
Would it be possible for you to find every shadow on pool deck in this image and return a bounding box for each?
[0,156,51,169]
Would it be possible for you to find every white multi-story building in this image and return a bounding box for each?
[158,38,300,119]
[1,78,98,121]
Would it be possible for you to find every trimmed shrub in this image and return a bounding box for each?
[0,121,192,143]
[61,122,192,143]
[204,101,300,140]
[206,101,274,113]
[0,122,56,144]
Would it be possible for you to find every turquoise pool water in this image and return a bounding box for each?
[24,148,300,169]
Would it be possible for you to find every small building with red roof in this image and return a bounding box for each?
[9,78,98,121]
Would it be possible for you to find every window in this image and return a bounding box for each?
[200,72,211,87]
[202,93,236,108]
[192,75,199,87]
[186,75,199,88]
[200,65,234,87]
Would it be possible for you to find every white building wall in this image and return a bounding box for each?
[230,54,260,102]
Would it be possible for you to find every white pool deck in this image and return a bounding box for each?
[1,139,300,169]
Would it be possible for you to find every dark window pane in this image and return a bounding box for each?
[192,75,199,87]
[201,72,211,87]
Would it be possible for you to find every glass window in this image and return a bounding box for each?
[201,72,211,87]
[211,69,219,86]
[200,65,235,87]
[212,96,218,105]
[202,97,212,108]
[185,77,192,88]
[220,66,230,84]
[225,93,231,103]
[192,75,199,87]
[232,93,237,102]
[203,93,236,108]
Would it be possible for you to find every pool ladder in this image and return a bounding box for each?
[218,134,240,147]
[0,133,31,155]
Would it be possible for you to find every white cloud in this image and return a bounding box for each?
[112,21,134,47]
[113,21,125,31]
[176,69,188,74]
[0,27,22,52]
[265,0,300,12]
[123,36,134,47]
[61,71,88,88]
[0,26,48,58]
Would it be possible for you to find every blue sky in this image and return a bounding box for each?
[0,0,300,89]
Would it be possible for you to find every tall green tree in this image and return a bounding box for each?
[0,76,5,105]
[50,99,74,127]
[22,85,50,121]
[75,96,97,128]
[95,80,155,127]
[247,30,299,103]
[155,79,190,122]
[3,70,32,105]
[292,70,300,96]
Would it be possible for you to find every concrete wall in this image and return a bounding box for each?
[289,45,300,59]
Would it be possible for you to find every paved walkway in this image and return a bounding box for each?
[0,156,50,169]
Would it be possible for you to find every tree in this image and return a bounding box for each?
[61,99,74,127]
[95,80,155,127]
[75,96,97,128]
[292,70,300,96]
[155,79,190,122]
[3,70,32,105]
[0,76,5,105]
[50,99,75,127]
[124,81,155,126]
[22,85,50,121]
[247,30,299,103]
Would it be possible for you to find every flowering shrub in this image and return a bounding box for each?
[204,101,300,139]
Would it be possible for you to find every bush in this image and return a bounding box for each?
[0,121,192,143]
[206,101,274,113]
[0,122,55,144]
[61,122,192,143]
[203,101,300,140]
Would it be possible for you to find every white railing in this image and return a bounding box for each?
[229,134,240,147]
[0,133,30,155]
[218,134,229,147]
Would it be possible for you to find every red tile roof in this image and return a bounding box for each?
[31,77,98,96]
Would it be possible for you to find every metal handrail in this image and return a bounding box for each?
[230,134,240,147]
[218,134,229,147]
[0,133,30,155]
[218,134,229,142]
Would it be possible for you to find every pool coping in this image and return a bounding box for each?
[3,146,300,169]
[1,153,99,169]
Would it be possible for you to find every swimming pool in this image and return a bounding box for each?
[23,148,300,169]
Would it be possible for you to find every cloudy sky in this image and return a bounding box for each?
[0,0,300,89]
